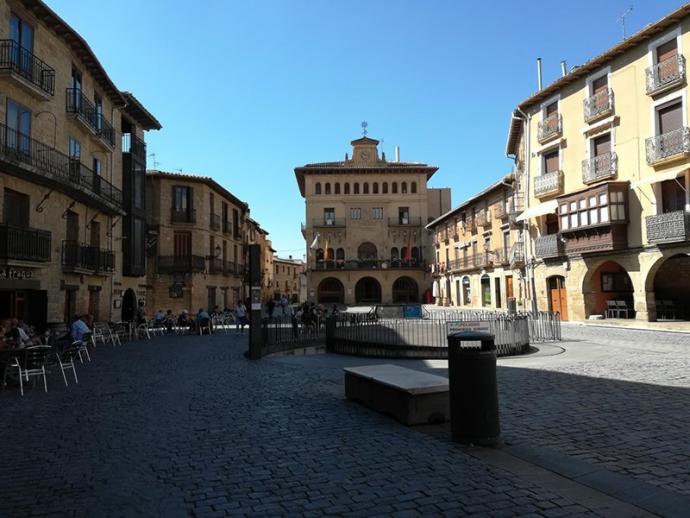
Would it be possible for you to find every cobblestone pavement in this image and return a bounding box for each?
[0,334,645,518]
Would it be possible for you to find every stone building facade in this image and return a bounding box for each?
[506,3,690,321]
[0,0,158,326]
[145,171,248,314]
[244,217,274,303]
[272,256,305,303]
[296,136,450,305]
[427,175,526,310]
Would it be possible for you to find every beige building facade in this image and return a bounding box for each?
[296,136,451,305]
[427,175,525,310]
[0,0,158,327]
[145,171,248,313]
[272,256,305,303]
[507,4,690,321]
[244,217,274,303]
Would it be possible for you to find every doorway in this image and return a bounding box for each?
[480,275,491,307]
[547,276,569,320]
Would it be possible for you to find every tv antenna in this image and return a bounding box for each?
[361,121,368,137]
[618,6,633,41]
[148,152,160,168]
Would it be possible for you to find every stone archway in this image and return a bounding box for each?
[648,254,690,320]
[583,260,634,318]
[392,276,419,303]
[317,278,345,304]
[355,277,382,304]
[122,288,137,321]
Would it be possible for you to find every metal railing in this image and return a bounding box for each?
[535,233,564,259]
[312,218,346,227]
[582,152,617,184]
[646,54,686,96]
[0,39,55,95]
[223,260,237,275]
[0,224,51,262]
[583,88,614,122]
[646,210,690,244]
[208,257,223,274]
[388,216,422,226]
[645,127,690,165]
[61,240,114,273]
[509,241,525,267]
[121,133,146,162]
[170,208,196,224]
[65,89,115,146]
[475,209,490,227]
[262,315,326,355]
[313,258,424,271]
[0,123,122,210]
[534,170,564,197]
[156,255,206,274]
[210,213,221,231]
[538,112,562,142]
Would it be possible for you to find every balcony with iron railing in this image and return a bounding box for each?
[0,39,55,99]
[388,216,422,226]
[646,127,690,166]
[538,113,562,143]
[535,233,564,259]
[121,133,146,162]
[156,255,206,274]
[0,224,51,262]
[584,88,614,123]
[171,208,196,224]
[223,260,237,276]
[646,210,690,244]
[66,89,115,148]
[534,170,564,198]
[583,152,617,184]
[312,218,346,228]
[0,123,123,214]
[493,248,509,265]
[646,54,686,97]
[210,213,221,231]
[312,258,425,271]
[475,210,490,228]
[208,257,223,275]
[61,240,114,274]
[509,241,525,267]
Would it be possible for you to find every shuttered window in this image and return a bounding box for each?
[543,149,559,173]
[545,101,558,116]
[592,75,608,93]
[658,100,683,134]
[656,39,677,63]
[593,134,611,157]
[174,232,191,257]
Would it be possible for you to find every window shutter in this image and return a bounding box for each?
[594,134,611,156]
[658,101,683,134]
[592,75,608,93]
[657,39,678,63]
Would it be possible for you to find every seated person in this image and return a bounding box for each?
[177,310,194,331]
[154,309,166,325]
[196,308,212,333]
[164,310,174,332]
[70,314,91,343]
[5,318,32,348]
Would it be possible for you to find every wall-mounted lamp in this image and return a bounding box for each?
[61,201,77,218]
[35,190,52,213]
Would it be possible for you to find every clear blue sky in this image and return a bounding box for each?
[48,0,685,258]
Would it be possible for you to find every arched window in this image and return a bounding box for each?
[363,182,369,194]
[326,248,334,262]
[382,182,388,194]
[357,242,378,261]
[411,182,417,194]
[373,182,379,194]
[336,247,345,264]
[325,182,331,195]
[344,183,350,194]
[391,247,399,262]
[316,248,324,261]
[354,183,360,194]
[392,182,398,194]
[411,246,420,265]
[315,182,321,195]
[334,183,340,194]
[401,182,408,194]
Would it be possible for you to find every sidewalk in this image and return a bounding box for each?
[569,318,690,334]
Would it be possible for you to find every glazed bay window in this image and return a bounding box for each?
[583,133,617,184]
[534,149,563,197]
[646,38,686,96]
[584,75,614,122]
[646,98,690,165]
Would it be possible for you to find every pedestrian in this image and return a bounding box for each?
[235,301,248,335]
[267,298,275,319]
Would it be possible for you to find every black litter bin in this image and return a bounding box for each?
[447,331,501,447]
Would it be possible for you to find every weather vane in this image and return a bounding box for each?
[361,121,368,137]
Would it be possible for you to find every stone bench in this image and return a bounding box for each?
[344,364,449,425]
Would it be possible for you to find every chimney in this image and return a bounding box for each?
[560,60,567,77]
[395,145,400,162]
[537,58,543,91]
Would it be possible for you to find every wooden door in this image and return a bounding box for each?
[548,276,569,321]
[506,276,514,299]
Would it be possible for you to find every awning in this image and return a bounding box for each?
[515,200,559,222]
[631,168,687,189]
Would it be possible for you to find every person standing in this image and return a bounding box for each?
[235,301,248,335]
[267,298,275,319]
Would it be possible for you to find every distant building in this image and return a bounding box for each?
[295,136,450,305]
[244,217,274,303]
[272,256,305,303]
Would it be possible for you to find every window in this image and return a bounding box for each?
[69,137,81,159]
[350,208,361,220]
[601,272,632,292]
[173,186,192,212]
[94,92,103,131]
[10,14,34,77]
[591,75,608,95]
[382,182,388,194]
[543,149,559,174]
[325,183,331,195]
[3,189,29,227]
[324,208,335,224]
[392,182,398,194]
[558,186,626,230]
[92,157,101,176]
[314,182,321,195]
[411,182,417,194]
[363,183,369,194]
[401,182,407,194]
[655,38,679,84]
[373,182,379,194]
[133,173,144,209]
[372,207,383,220]
[354,183,360,194]
[344,183,350,194]
[232,208,240,237]
[545,100,558,116]
[661,179,685,213]
[657,98,683,135]
[398,207,409,224]
[6,99,31,152]
[592,133,611,157]
[334,183,340,194]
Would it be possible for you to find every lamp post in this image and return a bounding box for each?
[34,110,57,149]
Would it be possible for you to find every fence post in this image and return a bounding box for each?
[325,316,336,351]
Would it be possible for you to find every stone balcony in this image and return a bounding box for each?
[534,170,564,198]
[646,210,690,244]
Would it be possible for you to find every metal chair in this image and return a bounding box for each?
[56,346,80,386]
[72,340,91,363]
[5,346,51,396]
[136,323,151,340]
[198,318,212,336]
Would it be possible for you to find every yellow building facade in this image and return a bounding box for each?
[427,175,525,310]
[296,136,451,305]
[0,0,159,326]
[507,4,690,321]
[272,256,305,303]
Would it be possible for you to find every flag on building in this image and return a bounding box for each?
[310,233,320,250]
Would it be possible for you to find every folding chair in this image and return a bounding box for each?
[56,346,80,387]
[136,323,151,340]
[198,319,212,336]
[72,340,91,363]
[5,346,50,396]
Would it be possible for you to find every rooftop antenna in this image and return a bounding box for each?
[148,152,160,168]
[618,6,634,41]
[361,121,368,137]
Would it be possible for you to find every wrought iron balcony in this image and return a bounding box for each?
[61,240,114,274]
[313,258,424,271]
[210,213,221,231]
[0,224,51,262]
[493,248,509,265]
[66,89,115,147]
[537,113,562,143]
[535,234,564,259]
[475,210,490,227]
[0,123,122,213]
[0,39,55,98]
[170,208,196,224]
[646,127,690,166]
[223,219,232,234]
[509,241,525,268]
[583,88,614,123]
[646,54,686,96]
[122,133,146,162]
[312,218,346,227]
[156,255,206,274]
[474,252,492,268]
[582,152,617,184]
[534,170,564,198]
[646,210,690,244]
[223,260,237,275]
[208,257,223,274]
[388,216,422,226]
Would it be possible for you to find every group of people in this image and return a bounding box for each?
[0,318,43,349]
[144,301,250,335]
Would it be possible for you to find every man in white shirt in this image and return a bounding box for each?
[71,315,91,342]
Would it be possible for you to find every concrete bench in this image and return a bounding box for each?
[344,364,449,425]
